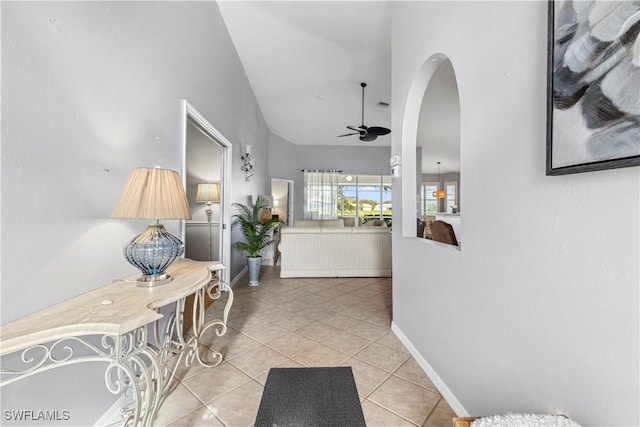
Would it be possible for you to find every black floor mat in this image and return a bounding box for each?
[254,367,366,427]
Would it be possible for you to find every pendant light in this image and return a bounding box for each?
[433,162,447,199]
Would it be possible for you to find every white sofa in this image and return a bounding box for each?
[278,220,391,278]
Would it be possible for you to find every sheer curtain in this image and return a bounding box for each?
[303,170,339,220]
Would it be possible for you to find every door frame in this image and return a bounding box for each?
[181,100,232,285]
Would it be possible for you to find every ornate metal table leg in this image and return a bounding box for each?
[155,271,233,394]
[191,278,234,367]
[0,327,162,427]
[112,328,162,426]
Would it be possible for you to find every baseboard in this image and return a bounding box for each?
[230,266,247,288]
[391,321,469,417]
[93,394,128,427]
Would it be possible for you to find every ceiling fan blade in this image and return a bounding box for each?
[359,133,377,142]
[367,126,391,136]
[346,125,366,133]
[337,132,359,137]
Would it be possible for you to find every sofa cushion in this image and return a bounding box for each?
[293,219,345,227]
[319,219,344,227]
[364,219,387,227]
[352,227,391,234]
[320,226,353,234]
[341,217,356,227]
[284,226,324,234]
[294,220,320,227]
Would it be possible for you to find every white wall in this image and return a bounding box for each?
[391,2,639,426]
[268,133,299,184]
[1,1,269,423]
[2,0,269,322]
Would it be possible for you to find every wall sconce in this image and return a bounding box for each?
[241,145,255,181]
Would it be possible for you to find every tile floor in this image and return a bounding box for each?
[154,266,455,426]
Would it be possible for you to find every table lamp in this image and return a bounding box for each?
[111,167,192,286]
[195,182,221,261]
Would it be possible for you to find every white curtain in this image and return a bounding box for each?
[303,170,339,220]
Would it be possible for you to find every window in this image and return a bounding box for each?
[303,170,339,219]
[420,182,438,216]
[420,181,458,214]
[445,181,458,213]
[337,175,392,226]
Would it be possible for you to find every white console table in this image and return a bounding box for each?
[0,258,232,426]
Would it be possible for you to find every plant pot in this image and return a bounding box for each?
[247,256,262,286]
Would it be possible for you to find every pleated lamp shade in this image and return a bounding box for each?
[195,183,221,203]
[111,167,192,220]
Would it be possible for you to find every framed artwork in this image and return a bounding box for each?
[546,0,640,175]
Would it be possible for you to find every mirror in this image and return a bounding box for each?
[185,119,223,261]
[181,101,232,282]
[271,178,294,227]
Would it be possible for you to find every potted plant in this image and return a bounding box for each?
[233,195,280,286]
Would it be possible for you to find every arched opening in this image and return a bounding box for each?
[401,54,461,245]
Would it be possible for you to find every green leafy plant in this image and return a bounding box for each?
[233,195,280,258]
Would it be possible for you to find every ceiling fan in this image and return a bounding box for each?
[338,82,391,142]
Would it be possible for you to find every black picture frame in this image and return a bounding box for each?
[546,0,640,176]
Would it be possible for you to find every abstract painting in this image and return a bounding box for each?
[547,0,640,175]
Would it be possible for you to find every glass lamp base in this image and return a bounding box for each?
[123,222,184,288]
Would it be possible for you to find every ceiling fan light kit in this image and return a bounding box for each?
[338,82,391,142]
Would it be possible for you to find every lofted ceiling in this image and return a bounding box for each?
[218,1,460,174]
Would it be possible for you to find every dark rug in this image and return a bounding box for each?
[254,367,366,427]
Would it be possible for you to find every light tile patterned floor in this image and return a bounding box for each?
[155,266,455,426]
